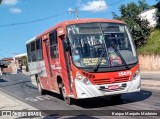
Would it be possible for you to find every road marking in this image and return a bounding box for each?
[25,97,38,102]
[42,95,53,99]
[36,96,44,100]
[25,95,53,102]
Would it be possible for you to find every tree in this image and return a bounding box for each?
[138,0,149,11]
[21,56,28,71]
[112,0,150,46]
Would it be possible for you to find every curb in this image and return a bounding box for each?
[140,71,160,74]
[141,80,160,89]
[141,83,160,87]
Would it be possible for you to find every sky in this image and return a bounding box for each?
[0,0,158,58]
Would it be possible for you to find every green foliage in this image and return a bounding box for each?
[138,0,150,11]
[21,56,29,71]
[138,28,160,54]
[112,0,151,46]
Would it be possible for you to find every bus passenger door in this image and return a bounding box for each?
[42,39,55,91]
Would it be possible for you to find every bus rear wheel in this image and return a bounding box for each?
[37,79,45,95]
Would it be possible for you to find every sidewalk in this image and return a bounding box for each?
[0,88,37,110]
[141,71,160,79]
[0,74,37,112]
[0,90,39,119]
[0,93,36,110]
[141,71,160,89]
[141,80,160,88]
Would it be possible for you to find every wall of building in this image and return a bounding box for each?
[0,53,27,74]
[138,8,158,28]
[0,59,19,74]
[7,59,19,73]
[139,54,160,71]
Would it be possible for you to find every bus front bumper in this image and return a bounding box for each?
[74,75,141,99]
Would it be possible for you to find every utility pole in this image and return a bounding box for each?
[67,8,79,19]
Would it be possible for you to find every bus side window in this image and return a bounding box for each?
[27,44,32,62]
[31,41,36,62]
[49,31,58,59]
[36,38,43,61]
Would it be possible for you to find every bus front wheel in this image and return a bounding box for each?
[60,83,73,105]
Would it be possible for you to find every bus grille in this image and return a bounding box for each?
[92,76,129,85]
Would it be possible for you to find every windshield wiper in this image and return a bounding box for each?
[109,41,130,70]
[93,23,108,72]
[93,46,106,72]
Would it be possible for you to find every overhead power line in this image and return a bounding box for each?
[0,14,63,28]
[0,0,126,28]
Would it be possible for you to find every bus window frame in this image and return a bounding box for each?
[26,37,43,63]
[49,30,59,59]
[27,43,32,63]
[35,38,43,61]
[66,22,138,72]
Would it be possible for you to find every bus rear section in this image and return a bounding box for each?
[26,19,141,104]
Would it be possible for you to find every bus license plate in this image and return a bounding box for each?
[108,85,119,90]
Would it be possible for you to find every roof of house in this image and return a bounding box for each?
[1,58,13,61]
[15,53,27,58]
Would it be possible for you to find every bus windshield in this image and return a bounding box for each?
[67,23,137,68]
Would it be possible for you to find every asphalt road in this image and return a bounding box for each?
[0,74,160,119]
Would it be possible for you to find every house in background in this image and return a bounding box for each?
[0,53,27,74]
[0,57,16,74]
[15,53,28,73]
[15,53,27,65]
[138,8,158,28]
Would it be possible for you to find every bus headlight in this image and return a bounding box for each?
[76,72,92,85]
[82,78,91,85]
[132,70,140,80]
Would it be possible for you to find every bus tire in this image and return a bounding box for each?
[60,82,73,105]
[37,78,45,95]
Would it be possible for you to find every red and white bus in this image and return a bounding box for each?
[26,18,141,104]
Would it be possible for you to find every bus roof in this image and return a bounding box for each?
[26,36,36,44]
[26,18,126,44]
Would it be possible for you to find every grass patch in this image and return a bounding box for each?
[138,28,160,55]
